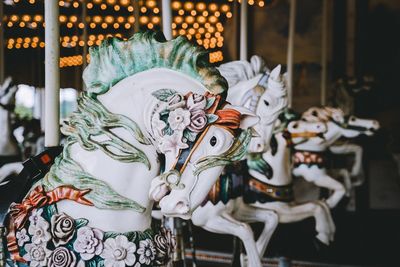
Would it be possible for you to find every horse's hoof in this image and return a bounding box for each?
[316,232,330,246]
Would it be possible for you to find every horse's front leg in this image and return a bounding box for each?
[192,206,262,267]
[293,166,346,208]
[330,143,363,177]
[232,198,279,257]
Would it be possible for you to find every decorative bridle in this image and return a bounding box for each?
[171,93,242,176]
[331,115,373,133]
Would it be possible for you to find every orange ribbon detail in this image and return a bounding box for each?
[6,185,94,263]
[9,185,93,230]
[215,109,242,130]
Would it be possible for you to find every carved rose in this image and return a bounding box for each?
[168,108,191,131]
[48,246,77,267]
[73,226,104,261]
[167,94,185,110]
[186,94,206,112]
[23,243,52,267]
[187,110,207,133]
[154,228,176,266]
[50,213,75,246]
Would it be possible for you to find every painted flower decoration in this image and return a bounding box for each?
[48,246,77,267]
[16,228,30,246]
[137,239,156,265]
[187,109,207,133]
[50,213,76,246]
[168,108,191,131]
[29,209,44,226]
[167,94,186,110]
[73,226,104,260]
[101,235,137,267]
[186,93,207,112]
[154,228,176,266]
[160,132,189,157]
[23,243,52,267]
[28,217,51,245]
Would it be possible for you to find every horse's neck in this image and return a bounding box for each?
[294,122,340,152]
[249,133,292,186]
[0,108,19,156]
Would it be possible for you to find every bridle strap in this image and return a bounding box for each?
[331,117,369,132]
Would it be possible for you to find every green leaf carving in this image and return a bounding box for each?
[151,89,178,102]
[206,114,219,124]
[183,130,197,142]
[75,218,89,228]
[205,96,216,110]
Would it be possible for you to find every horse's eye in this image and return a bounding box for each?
[293,123,298,129]
[210,136,217,147]
[264,100,270,106]
[350,116,356,121]
[312,111,318,116]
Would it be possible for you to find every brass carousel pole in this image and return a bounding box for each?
[286,0,296,108]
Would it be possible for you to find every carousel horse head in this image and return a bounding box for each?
[302,106,380,138]
[285,119,327,145]
[218,55,288,153]
[74,32,257,219]
[0,77,17,110]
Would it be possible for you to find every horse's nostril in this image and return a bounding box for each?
[175,201,189,214]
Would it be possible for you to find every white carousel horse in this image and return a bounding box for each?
[191,56,288,267]
[0,77,20,164]
[3,32,258,267]
[293,106,380,208]
[231,115,335,260]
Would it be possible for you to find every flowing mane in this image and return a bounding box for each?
[83,31,228,97]
[217,55,268,88]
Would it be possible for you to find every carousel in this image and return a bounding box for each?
[0,0,398,267]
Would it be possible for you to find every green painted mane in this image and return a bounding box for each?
[83,31,228,97]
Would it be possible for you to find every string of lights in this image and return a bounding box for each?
[4,0,271,67]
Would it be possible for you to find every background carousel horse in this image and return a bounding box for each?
[0,119,45,186]
[293,106,380,208]
[2,32,258,267]
[191,56,288,267]
[0,77,20,167]
[231,111,336,261]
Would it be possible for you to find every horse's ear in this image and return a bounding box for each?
[270,64,281,79]
[225,104,259,129]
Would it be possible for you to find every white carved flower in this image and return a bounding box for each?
[73,226,104,260]
[137,239,156,265]
[167,94,186,110]
[16,228,30,246]
[151,115,167,139]
[100,235,137,267]
[28,217,51,245]
[29,209,44,226]
[160,131,189,157]
[168,108,191,131]
[23,243,52,267]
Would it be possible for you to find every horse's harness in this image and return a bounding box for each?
[170,94,242,177]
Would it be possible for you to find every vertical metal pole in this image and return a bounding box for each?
[82,0,88,91]
[346,0,356,77]
[239,0,248,61]
[133,0,140,33]
[286,0,296,108]
[44,1,60,147]
[321,0,329,105]
[0,1,4,83]
[162,0,173,40]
